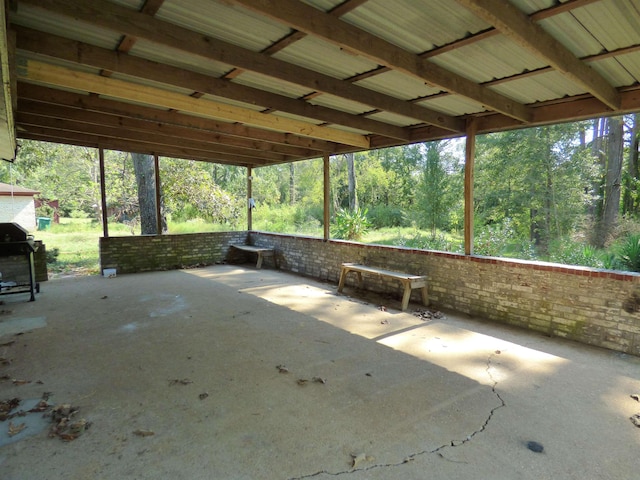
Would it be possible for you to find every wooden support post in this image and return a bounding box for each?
[464,118,477,255]
[98,147,109,238]
[153,154,162,234]
[323,154,330,241]
[247,166,253,231]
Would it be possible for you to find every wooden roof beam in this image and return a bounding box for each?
[17,111,294,162]
[18,99,319,158]
[455,0,621,111]
[17,60,370,148]
[230,0,532,123]
[17,83,337,153]
[15,27,411,141]
[20,0,462,132]
[19,127,271,166]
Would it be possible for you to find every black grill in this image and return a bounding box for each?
[0,223,39,301]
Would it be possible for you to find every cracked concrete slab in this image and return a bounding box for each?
[0,265,639,479]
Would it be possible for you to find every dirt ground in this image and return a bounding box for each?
[1,264,639,479]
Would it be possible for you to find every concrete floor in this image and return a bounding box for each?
[0,264,639,479]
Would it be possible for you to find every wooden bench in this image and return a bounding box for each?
[230,244,275,269]
[337,263,429,312]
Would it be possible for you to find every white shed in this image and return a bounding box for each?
[0,182,39,231]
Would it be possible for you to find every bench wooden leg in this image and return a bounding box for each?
[401,281,412,312]
[337,268,348,293]
[256,253,263,269]
[421,286,429,307]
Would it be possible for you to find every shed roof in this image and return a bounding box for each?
[0,181,39,196]
[0,0,639,167]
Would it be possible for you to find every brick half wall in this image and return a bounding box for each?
[98,231,640,355]
[100,231,249,274]
[250,231,640,355]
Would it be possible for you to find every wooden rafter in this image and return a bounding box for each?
[14,27,411,141]
[455,0,620,110]
[18,99,318,159]
[20,0,463,132]
[230,0,533,123]
[17,83,340,153]
[18,60,371,148]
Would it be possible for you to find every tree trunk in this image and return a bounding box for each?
[623,114,639,215]
[595,116,624,247]
[346,152,358,211]
[132,152,158,234]
[289,163,295,205]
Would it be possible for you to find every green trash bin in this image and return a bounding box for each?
[37,217,51,230]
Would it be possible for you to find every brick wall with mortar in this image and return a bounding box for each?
[250,231,640,355]
[99,231,249,274]
[98,231,640,355]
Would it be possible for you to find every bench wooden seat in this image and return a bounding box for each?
[230,244,274,269]
[337,263,429,312]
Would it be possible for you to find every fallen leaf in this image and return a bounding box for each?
[133,429,155,437]
[12,379,31,386]
[380,319,389,325]
[630,414,640,427]
[351,452,374,469]
[0,340,14,347]
[168,378,193,386]
[199,392,209,400]
[8,421,26,437]
[101,296,108,299]
[312,376,326,384]
[631,394,640,402]
[276,364,289,374]
[296,378,308,386]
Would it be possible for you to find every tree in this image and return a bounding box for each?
[592,116,624,247]
[132,153,159,234]
[345,152,358,211]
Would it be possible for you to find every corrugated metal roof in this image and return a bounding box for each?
[11,3,120,50]
[7,0,640,166]
[419,95,485,117]
[231,71,312,100]
[129,40,232,78]
[157,0,290,51]
[355,70,441,101]
[491,71,587,104]
[308,93,375,116]
[341,0,489,53]
[590,56,640,88]
[272,35,379,79]
[432,35,548,84]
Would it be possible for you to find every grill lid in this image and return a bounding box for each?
[0,223,30,242]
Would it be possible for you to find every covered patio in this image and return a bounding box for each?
[2,0,640,477]
[1,265,639,478]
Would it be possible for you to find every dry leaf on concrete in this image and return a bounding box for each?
[8,421,26,437]
[630,414,640,427]
[296,378,308,386]
[276,364,289,374]
[312,376,326,384]
[168,378,193,386]
[630,394,640,402]
[351,452,374,469]
[133,429,155,437]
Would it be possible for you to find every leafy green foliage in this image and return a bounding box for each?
[617,234,640,272]
[331,208,371,241]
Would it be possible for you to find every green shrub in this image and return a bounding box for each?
[332,208,371,241]
[617,234,640,272]
[367,205,407,228]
